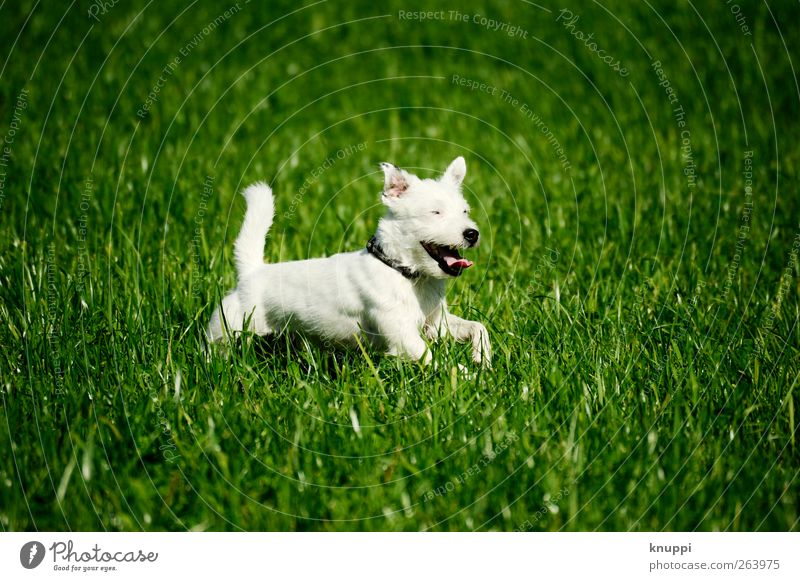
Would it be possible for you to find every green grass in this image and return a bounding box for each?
[1,0,798,531]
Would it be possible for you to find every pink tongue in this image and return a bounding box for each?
[443,256,473,269]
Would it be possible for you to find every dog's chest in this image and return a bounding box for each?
[412,280,447,323]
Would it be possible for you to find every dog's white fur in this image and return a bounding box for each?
[207,157,491,365]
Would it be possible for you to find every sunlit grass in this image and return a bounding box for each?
[0,0,797,531]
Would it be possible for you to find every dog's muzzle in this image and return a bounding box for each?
[420,241,474,277]
[463,228,479,247]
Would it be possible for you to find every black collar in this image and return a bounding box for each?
[366,236,420,279]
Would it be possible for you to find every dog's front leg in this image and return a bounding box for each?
[429,311,491,366]
[383,322,432,364]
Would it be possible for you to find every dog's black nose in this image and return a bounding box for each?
[463,228,479,246]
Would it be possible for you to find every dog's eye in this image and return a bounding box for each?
[463,210,468,214]
[431,210,440,215]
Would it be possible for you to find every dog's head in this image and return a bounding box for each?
[377,157,480,279]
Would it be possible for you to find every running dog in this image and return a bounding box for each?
[207,157,491,365]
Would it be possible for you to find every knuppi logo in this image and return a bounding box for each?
[20,541,46,569]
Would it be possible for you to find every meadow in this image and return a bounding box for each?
[0,0,798,531]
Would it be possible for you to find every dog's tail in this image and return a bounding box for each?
[234,181,274,277]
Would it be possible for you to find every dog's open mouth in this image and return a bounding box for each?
[420,242,474,276]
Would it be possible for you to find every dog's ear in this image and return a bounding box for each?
[380,162,412,199]
[443,156,466,186]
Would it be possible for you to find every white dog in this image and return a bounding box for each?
[207,156,491,365]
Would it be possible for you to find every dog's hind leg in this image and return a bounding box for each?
[207,291,247,341]
[207,182,275,344]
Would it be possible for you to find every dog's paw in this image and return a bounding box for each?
[470,323,492,367]
[457,362,476,380]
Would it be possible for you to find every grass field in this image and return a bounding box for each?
[1,0,798,531]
